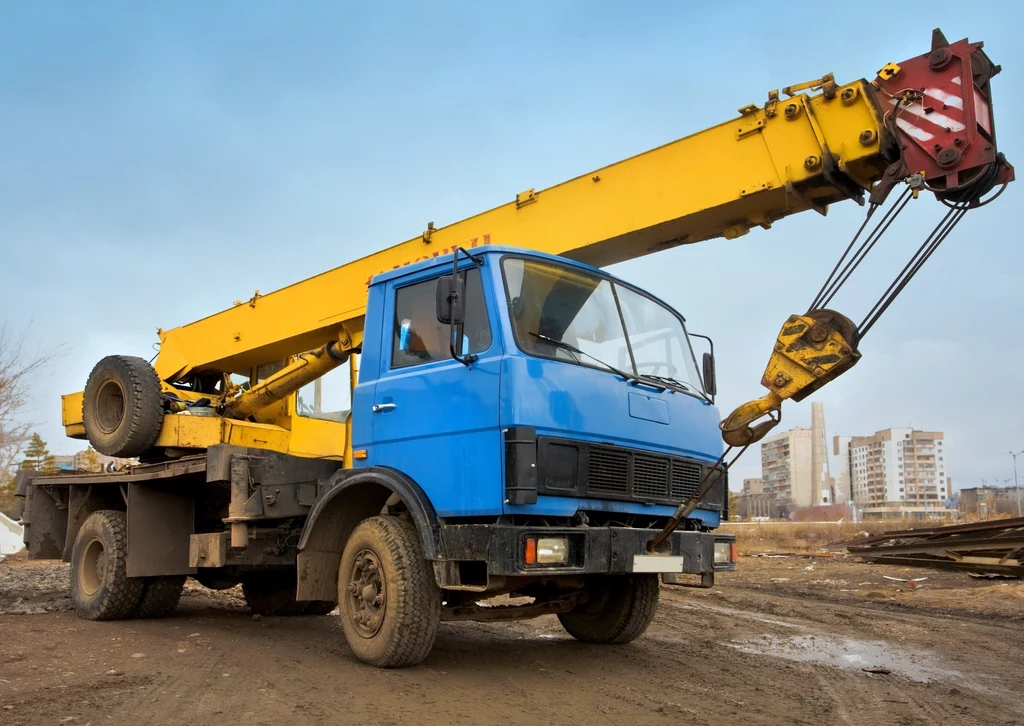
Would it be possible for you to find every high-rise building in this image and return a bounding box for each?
[833,435,853,503]
[809,402,837,505]
[760,427,813,511]
[842,428,950,519]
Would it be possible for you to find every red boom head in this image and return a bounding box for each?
[871,28,1013,205]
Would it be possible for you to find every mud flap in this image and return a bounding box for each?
[126,483,196,577]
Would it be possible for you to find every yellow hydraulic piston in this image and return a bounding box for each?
[222,339,352,420]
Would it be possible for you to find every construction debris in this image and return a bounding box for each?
[832,517,1024,578]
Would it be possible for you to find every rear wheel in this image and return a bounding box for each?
[70,510,143,621]
[82,355,163,458]
[242,570,308,616]
[134,576,186,618]
[558,575,659,644]
[338,516,440,668]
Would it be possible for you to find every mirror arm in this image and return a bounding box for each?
[448,247,484,367]
[690,332,716,402]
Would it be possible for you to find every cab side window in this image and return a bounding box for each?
[391,268,491,368]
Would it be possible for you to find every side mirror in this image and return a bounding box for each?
[702,351,718,398]
[435,275,466,325]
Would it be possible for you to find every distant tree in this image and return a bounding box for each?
[0,470,15,518]
[0,325,62,482]
[727,490,739,520]
[80,446,102,473]
[21,432,56,472]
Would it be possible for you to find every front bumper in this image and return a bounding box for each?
[438,524,736,577]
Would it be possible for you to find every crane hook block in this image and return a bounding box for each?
[719,309,860,447]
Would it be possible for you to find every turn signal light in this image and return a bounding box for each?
[524,537,537,565]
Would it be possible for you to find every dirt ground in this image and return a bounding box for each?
[0,553,1021,726]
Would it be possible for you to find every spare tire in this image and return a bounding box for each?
[83,355,164,457]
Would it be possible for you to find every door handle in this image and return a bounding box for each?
[372,403,396,413]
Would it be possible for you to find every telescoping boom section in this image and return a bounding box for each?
[62,29,1011,462]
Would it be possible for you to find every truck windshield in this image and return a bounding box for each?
[501,257,705,397]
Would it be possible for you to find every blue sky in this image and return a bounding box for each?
[2,2,1022,490]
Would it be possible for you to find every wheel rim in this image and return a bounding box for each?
[576,585,613,618]
[79,536,106,596]
[344,549,386,638]
[95,378,126,434]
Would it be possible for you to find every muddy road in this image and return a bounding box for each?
[1,555,1021,726]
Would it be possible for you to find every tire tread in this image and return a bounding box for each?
[339,516,440,667]
[134,576,186,618]
[558,574,660,644]
[71,510,144,621]
[82,355,163,458]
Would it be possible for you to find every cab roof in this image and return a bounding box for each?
[370,245,607,286]
[369,244,687,323]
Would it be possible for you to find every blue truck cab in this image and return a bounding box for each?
[23,243,738,670]
[341,246,735,596]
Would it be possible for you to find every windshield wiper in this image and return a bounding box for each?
[638,373,712,403]
[528,332,713,399]
[638,373,691,392]
[528,332,641,385]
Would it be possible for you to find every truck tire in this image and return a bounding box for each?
[558,574,660,644]
[242,571,308,616]
[70,510,144,621]
[134,576,186,618]
[338,516,440,668]
[82,355,164,458]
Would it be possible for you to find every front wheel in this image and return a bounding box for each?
[338,516,440,668]
[558,575,660,644]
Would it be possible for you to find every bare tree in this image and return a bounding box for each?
[0,324,63,486]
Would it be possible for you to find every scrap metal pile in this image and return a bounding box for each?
[834,517,1024,578]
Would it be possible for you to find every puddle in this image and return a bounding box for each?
[728,634,961,683]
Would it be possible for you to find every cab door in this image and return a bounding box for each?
[365,264,504,517]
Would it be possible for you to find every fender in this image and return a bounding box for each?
[296,467,441,601]
[298,466,439,558]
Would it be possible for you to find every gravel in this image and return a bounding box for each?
[0,559,73,615]
[0,555,249,615]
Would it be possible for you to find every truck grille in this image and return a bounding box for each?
[588,449,630,495]
[633,455,670,499]
[526,435,726,512]
[582,444,710,506]
[670,460,702,500]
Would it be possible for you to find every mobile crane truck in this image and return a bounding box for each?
[19,29,1012,667]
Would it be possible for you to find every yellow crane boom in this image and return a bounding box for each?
[154,75,882,382]
[62,29,1012,462]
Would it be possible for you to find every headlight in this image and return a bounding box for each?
[537,537,569,564]
[525,536,570,565]
[714,541,735,564]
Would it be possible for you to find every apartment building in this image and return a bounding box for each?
[742,478,763,495]
[760,427,813,511]
[957,485,1023,518]
[843,428,950,519]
